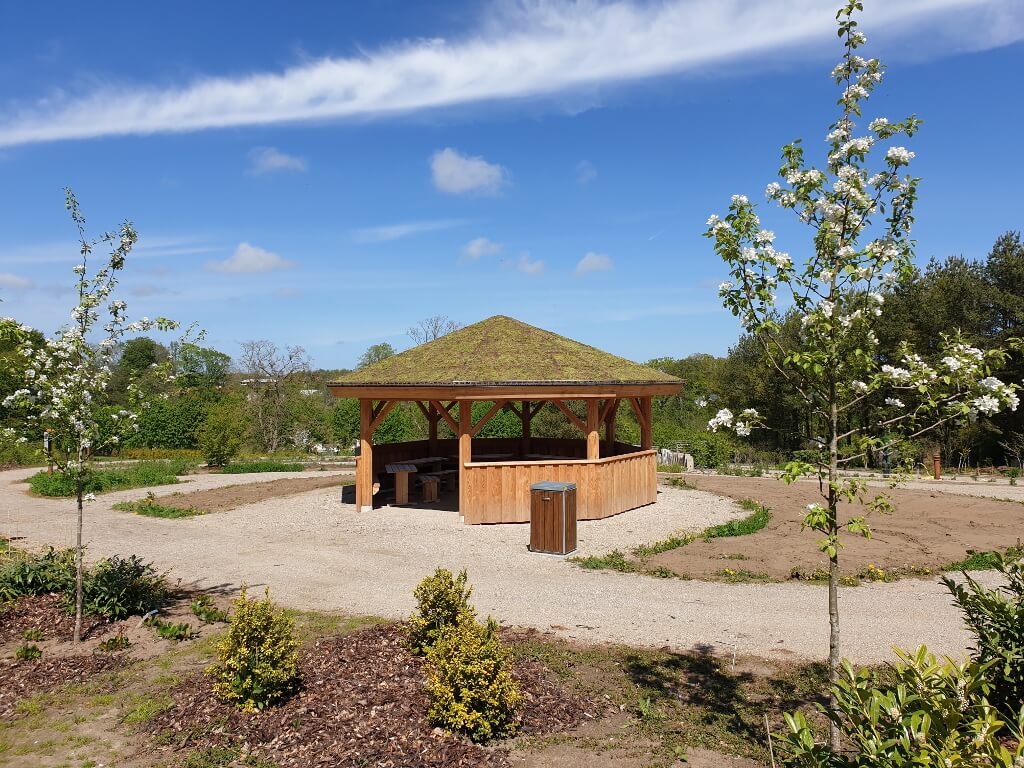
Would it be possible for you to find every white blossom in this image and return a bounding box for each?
[885,397,905,408]
[886,146,915,165]
[731,194,748,206]
[708,408,734,432]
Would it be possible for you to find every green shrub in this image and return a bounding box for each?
[15,643,42,661]
[98,633,131,652]
[943,552,1024,722]
[22,628,43,642]
[191,595,229,623]
[702,501,770,540]
[145,616,198,641]
[219,461,304,474]
[27,459,192,497]
[78,555,167,620]
[781,647,1023,766]
[207,587,301,712]
[425,617,521,742]
[408,568,476,655]
[198,398,246,467]
[0,546,75,601]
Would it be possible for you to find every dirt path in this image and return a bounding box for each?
[650,475,1023,581]
[0,467,996,663]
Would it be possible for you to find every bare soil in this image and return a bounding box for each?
[649,476,1024,581]
[144,473,353,513]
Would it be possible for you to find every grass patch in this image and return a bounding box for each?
[667,476,697,489]
[572,550,637,573]
[191,596,229,623]
[27,459,193,497]
[657,463,683,473]
[717,568,773,583]
[220,461,304,474]
[943,544,1024,572]
[701,500,771,540]
[114,492,204,519]
[574,502,772,577]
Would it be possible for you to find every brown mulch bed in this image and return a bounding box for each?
[0,652,127,718]
[151,623,594,767]
[0,593,113,644]
[138,473,353,514]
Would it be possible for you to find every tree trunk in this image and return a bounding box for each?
[827,398,841,752]
[73,477,84,644]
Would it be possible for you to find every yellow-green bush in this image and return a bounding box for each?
[425,616,522,742]
[207,587,300,712]
[408,567,476,655]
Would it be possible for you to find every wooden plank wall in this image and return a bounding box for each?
[461,450,657,524]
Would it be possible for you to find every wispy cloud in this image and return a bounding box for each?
[0,272,32,289]
[509,252,544,276]
[352,218,465,243]
[576,160,597,185]
[431,148,506,195]
[247,146,307,175]
[0,235,220,265]
[575,252,613,276]
[461,237,503,261]
[2,0,1002,147]
[206,242,294,273]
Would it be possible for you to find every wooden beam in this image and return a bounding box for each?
[371,400,387,421]
[640,396,653,450]
[629,397,649,432]
[604,399,618,457]
[430,400,459,432]
[520,399,531,456]
[470,400,508,438]
[586,398,600,460]
[368,400,397,433]
[552,399,587,434]
[357,399,374,512]
[443,400,458,413]
[599,398,617,424]
[414,401,430,419]
[458,400,472,515]
[506,402,523,420]
[530,401,546,419]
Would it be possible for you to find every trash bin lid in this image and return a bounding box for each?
[530,481,576,491]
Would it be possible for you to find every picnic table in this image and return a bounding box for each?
[385,456,450,504]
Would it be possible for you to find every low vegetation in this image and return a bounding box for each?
[219,461,305,474]
[191,595,230,623]
[0,546,167,620]
[573,500,772,579]
[114,491,205,518]
[26,459,193,497]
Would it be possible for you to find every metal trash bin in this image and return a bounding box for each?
[529,481,577,555]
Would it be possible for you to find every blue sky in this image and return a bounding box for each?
[0,0,1021,370]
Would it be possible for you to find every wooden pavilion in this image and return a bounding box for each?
[327,316,682,524]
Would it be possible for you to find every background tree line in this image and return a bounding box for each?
[4,234,1022,469]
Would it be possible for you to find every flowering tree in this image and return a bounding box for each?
[704,2,1019,749]
[3,190,180,642]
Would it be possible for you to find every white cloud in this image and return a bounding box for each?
[0,0,1013,147]
[514,252,544,276]
[352,219,464,243]
[0,272,32,288]
[206,242,294,273]
[247,146,307,175]
[431,148,506,195]
[576,160,597,185]
[576,251,613,276]
[462,237,503,261]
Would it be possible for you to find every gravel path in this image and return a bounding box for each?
[0,467,984,663]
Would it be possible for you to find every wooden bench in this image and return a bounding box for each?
[419,474,440,503]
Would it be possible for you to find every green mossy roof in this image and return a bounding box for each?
[331,316,680,386]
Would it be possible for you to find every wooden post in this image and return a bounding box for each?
[521,399,531,457]
[604,399,617,457]
[428,402,439,455]
[357,399,374,512]
[640,396,653,450]
[586,399,600,460]
[458,400,472,516]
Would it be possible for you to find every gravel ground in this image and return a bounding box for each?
[0,467,986,663]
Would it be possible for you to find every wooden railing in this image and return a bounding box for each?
[461,449,657,524]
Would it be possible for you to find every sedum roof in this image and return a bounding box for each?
[330,315,680,387]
